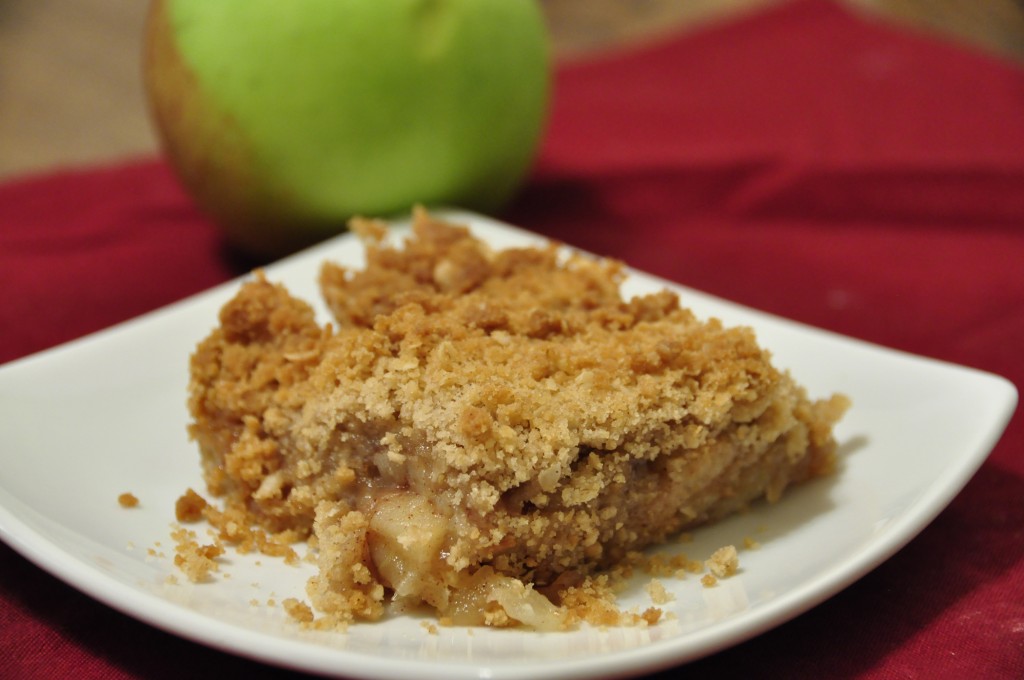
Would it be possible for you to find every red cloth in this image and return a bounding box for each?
[2,0,1022,677]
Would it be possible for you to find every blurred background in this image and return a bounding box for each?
[2,0,1023,182]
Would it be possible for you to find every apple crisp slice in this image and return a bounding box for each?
[187,210,848,628]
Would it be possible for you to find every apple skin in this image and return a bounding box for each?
[144,0,550,256]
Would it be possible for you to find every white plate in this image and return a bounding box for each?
[0,210,1016,679]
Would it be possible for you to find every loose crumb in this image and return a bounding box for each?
[171,526,224,582]
[558,574,661,628]
[283,598,315,624]
[118,492,139,508]
[640,607,663,625]
[645,578,675,605]
[175,488,208,522]
[705,545,739,579]
[701,574,718,587]
[743,536,761,550]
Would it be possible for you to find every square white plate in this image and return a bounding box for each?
[0,210,1016,679]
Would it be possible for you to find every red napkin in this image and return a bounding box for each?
[2,1,1022,677]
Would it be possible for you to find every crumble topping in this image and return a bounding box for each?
[181,208,848,629]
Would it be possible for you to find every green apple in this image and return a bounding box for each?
[143,0,550,256]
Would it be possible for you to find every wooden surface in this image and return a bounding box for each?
[2,0,1023,181]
